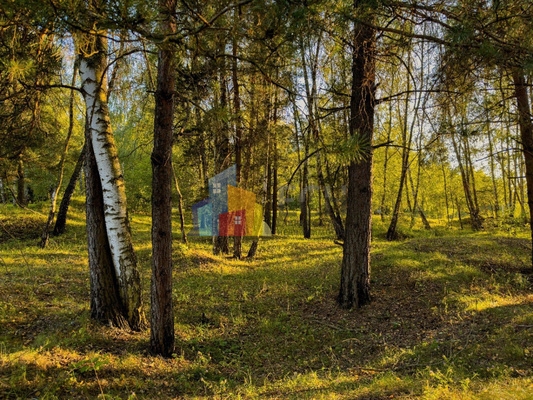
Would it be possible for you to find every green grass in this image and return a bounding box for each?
[1,203,533,398]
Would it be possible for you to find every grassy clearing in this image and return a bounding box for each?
[1,203,533,399]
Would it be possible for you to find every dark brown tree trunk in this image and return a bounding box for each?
[418,207,431,230]
[300,146,311,239]
[16,156,26,207]
[41,62,79,248]
[512,70,533,269]
[213,45,230,255]
[317,156,345,240]
[232,7,243,258]
[456,196,464,229]
[247,239,259,259]
[386,49,412,241]
[380,69,396,223]
[86,129,128,329]
[338,2,375,309]
[272,164,278,235]
[487,124,500,218]
[171,165,187,245]
[265,163,273,228]
[450,127,483,230]
[53,144,86,236]
[0,178,5,204]
[150,0,177,357]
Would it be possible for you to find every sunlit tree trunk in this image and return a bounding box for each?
[41,62,78,248]
[0,178,5,204]
[86,130,128,329]
[380,90,393,222]
[16,155,26,207]
[338,1,375,309]
[172,165,188,244]
[150,0,177,357]
[512,70,533,268]
[487,122,500,218]
[387,48,412,240]
[54,144,86,236]
[79,25,146,331]
[232,6,243,257]
[450,125,482,230]
[213,45,230,254]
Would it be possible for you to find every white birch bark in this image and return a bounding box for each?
[79,35,145,329]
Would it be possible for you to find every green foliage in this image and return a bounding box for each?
[328,132,371,166]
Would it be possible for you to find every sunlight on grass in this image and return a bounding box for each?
[1,207,533,398]
[452,292,523,312]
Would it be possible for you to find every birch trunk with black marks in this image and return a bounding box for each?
[80,29,146,331]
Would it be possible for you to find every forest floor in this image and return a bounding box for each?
[1,202,533,399]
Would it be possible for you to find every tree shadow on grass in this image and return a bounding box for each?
[2,234,533,398]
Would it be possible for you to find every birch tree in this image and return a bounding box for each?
[79,2,146,330]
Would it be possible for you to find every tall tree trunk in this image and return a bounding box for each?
[172,165,188,245]
[271,94,279,235]
[150,0,177,357]
[41,62,79,248]
[272,161,278,235]
[299,36,318,240]
[264,163,273,228]
[450,126,482,230]
[213,43,230,255]
[317,155,345,240]
[16,155,26,207]
[338,2,375,309]
[300,138,311,239]
[487,123,500,218]
[0,178,5,204]
[380,90,393,222]
[86,122,128,329]
[456,196,464,229]
[512,70,533,268]
[232,6,243,258]
[386,48,412,240]
[53,144,86,236]
[506,127,515,216]
[79,25,146,331]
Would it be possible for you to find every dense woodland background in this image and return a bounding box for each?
[3,0,533,235]
[2,0,533,397]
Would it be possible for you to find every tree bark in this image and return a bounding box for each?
[53,144,86,236]
[512,70,533,269]
[272,163,278,235]
[232,6,244,258]
[386,48,412,240]
[213,44,230,254]
[79,26,146,331]
[86,125,128,329]
[338,1,375,309]
[172,165,188,245]
[0,178,5,204]
[487,123,500,218]
[16,155,26,207]
[41,61,79,248]
[450,125,482,230]
[150,0,177,357]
